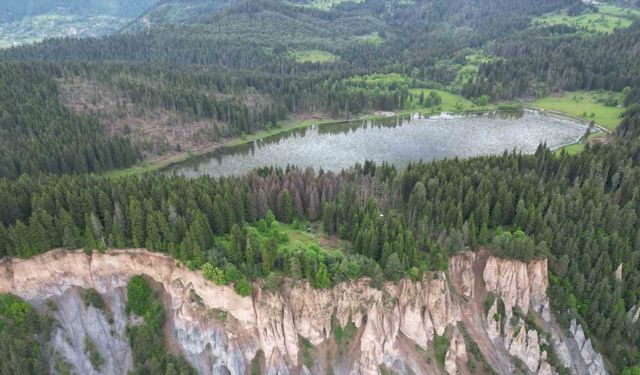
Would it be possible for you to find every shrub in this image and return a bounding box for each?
[234,278,253,297]
[126,275,152,316]
[333,315,357,351]
[433,334,450,368]
[84,336,104,370]
[225,264,243,283]
[0,293,33,326]
[83,289,106,311]
[202,263,226,285]
[126,275,164,330]
[484,292,496,315]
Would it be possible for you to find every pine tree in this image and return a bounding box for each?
[278,190,295,223]
[322,203,336,234]
[90,213,104,244]
[468,217,478,249]
[262,237,277,276]
[515,199,528,230]
[289,256,302,279]
[129,198,145,248]
[314,263,331,289]
[181,212,212,265]
[111,219,127,248]
[84,216,97,254]
[255,189,268,219]
[381,242,393,266]
[28,213,50,254]
[308,186,320,221]
[229,224,245,265]
[245,237,257,271]
[0,224,10,257]
[62,226,79,250]
[145,213,161,250]
[384,252,404,281]
[265,210,276,227]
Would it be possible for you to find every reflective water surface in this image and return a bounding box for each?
[170,110,589,178]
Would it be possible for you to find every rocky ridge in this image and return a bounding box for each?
[0,249,608,375]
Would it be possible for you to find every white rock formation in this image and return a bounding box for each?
[482,257,550,322]
[614,263,623,282]
[46,288,132,375]
[0,249,610,375]
[628,305,640,323]
[570,319,608,375]
[449,252,476,299]
[444,329,467,375]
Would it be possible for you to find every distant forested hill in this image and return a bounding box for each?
[0,0,158,21]
[0,0,159,48]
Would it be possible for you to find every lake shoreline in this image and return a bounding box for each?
[104,106,591,178]
[168,110,588,179]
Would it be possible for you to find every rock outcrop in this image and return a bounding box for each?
[444,329,467,375]
[614,263,623,282]
[45,287,132,375]
[0,249,608,375]
[570,319,607,375]
[629,305,640,323]
[483,256,551,322]
[480,257,559,374]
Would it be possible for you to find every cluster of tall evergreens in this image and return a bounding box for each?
[0,62,139,178]
[463,22,640,99]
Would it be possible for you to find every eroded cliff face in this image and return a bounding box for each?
[0,249,607,375]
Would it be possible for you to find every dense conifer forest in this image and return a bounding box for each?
[2,105,640,370]
[0,63,140,178]
[1,0,640,373]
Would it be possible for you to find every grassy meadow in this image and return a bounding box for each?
[532,5,640,34]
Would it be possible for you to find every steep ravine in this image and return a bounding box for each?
[0,249,607,375]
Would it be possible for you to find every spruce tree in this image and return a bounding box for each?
[384,253,404,281]
[129,198,145,248]
[314,263,331,289]
[83,216,97,254]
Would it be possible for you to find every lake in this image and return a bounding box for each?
[170,110,590,178]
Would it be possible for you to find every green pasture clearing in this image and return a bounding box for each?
[532,91,625,130]
[297,0,364,10]
[408,88,489,113]
[289,49,339,63]
[356,31,383,45]
[532,5,640,34]
[454,53,501,87]
[555,143,585,155]
[347,73,409,87]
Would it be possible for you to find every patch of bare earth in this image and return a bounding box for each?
[317,233,342,249]
[58,77,227,160]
